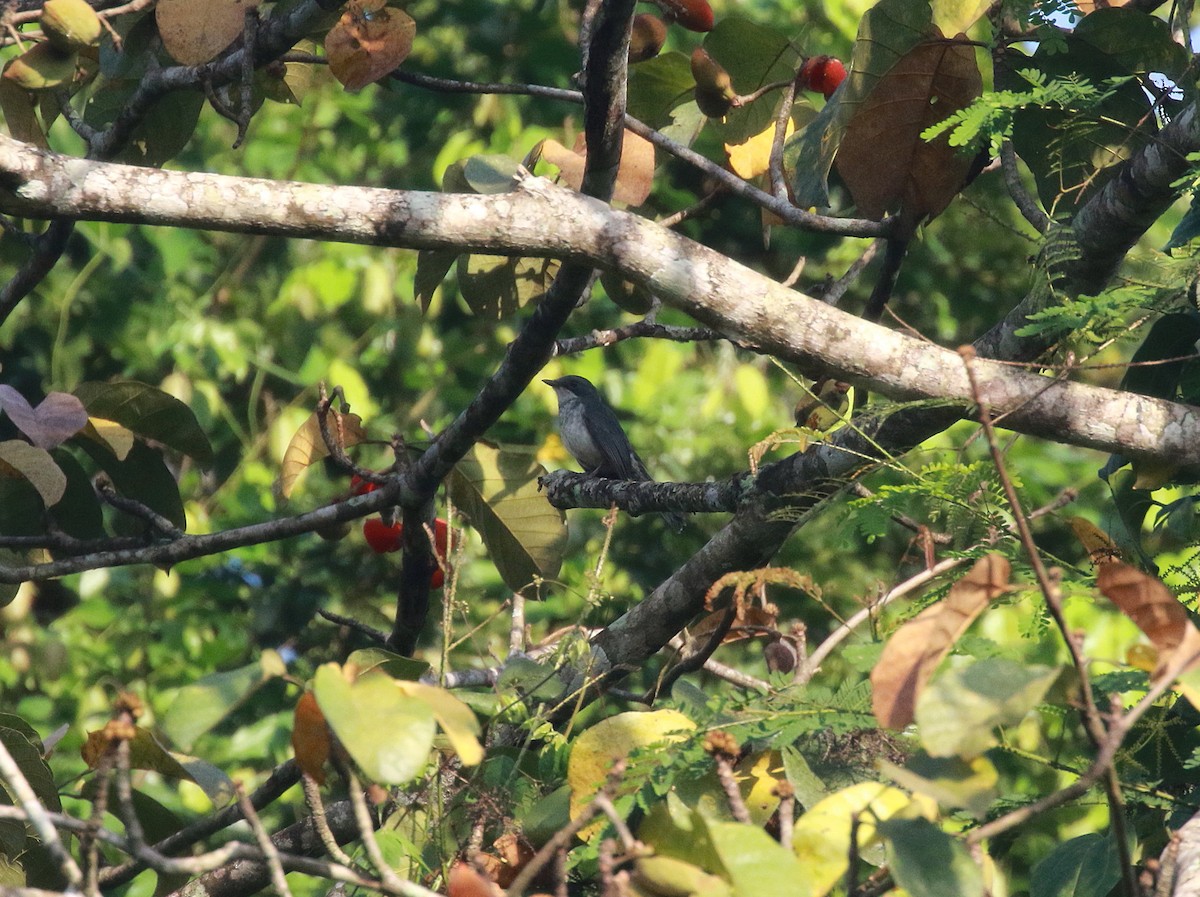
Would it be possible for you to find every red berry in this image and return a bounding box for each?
[363,518,403,553]
[656,0,713,32]
[798,56,847,100]
[350,474,378,496]
[429,519,449,588]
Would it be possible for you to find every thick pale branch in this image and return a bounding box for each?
[0,136,1197,473]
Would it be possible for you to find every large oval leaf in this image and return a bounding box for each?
[447,443,566,594]
[312,664,437,784]
[0,441,66,508]
[73,380,213,464]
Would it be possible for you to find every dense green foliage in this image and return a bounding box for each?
[2,0,1200,895]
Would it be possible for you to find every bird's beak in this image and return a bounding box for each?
[542,378,558,387]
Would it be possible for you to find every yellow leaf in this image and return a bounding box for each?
[87,417,135,461]
[726,119,795,180]
[793,783,935,897]
[567,710,694,840]
[278,411,366,500]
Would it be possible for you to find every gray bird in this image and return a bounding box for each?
[544,375,686,532]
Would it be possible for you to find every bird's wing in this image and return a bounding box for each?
[583,403,644,480]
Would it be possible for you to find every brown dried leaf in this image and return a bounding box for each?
[1096,562,1191,663]
[448,862,501,897]
[156,0,261,66]
[689,605,778,644]
[540,130,655,206]
[871,554,1010,730]
[291,691,330,784]
[835,37,982,223]
[325,0,415,92]
[1069,516,1122,566]
[279,411,367,500]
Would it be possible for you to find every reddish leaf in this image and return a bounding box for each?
[325,0,415,92]
[292,691,331,784]
[835,38,981,224]
[0,386,88,450]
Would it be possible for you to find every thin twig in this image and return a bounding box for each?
[237,781,294,897]
[0,734,83,889]
[301,774,363,871]
[960,346,1136,897]
[1000,141,1050,233]
[797,556,966,683]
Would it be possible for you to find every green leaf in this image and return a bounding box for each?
[1072,8,1190,79]
[74,438,186,532]
[700,815,810,897]
[628,51,695,130]
[701,17,800,145]
[1120,313,1200,400]
[463,154,520,194]
[457,254,559,319]
[103,728,234,804]
[347,647,430,681]
[879,752,998,819]
[0,477,44,536]
[916,658,1059,758]
[313,664,437,784]
[73,380,213,464]
[160,651,287,751]
[879,818,983,897]
[415,249,458,312]
[48,448,105,540]
[447,442,567,594]
[1030,833,1120,897]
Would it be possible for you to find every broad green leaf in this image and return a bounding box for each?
[1072,7,1189,79]
[447,442,566,594]
[879,818,983,897]
[701,814,808,897]
[702,16,801,146]
[781,745,829,810]
[463,154,520,194]
[930,0,991,35]
[879,752,998,818]
[457,255,559,319]
[160,651,287,751]
[0,441,66,508]
[628,51,695,130]
[0,477,44,536]
[49,448,105,540]
[74,438,186,532]
[347,647,430,681]
[415,249,458,312]
[0,725,59,858]
[916,658,1059,758]
[600,271,654,315]
[278,410,366,499]
[0,551,22,608]
[1030,833,1120,897]
[74,380,213,464]
[83,83,205,167]
[313,664,437,784]
[83,417,135,460]
[634,854,732,897]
